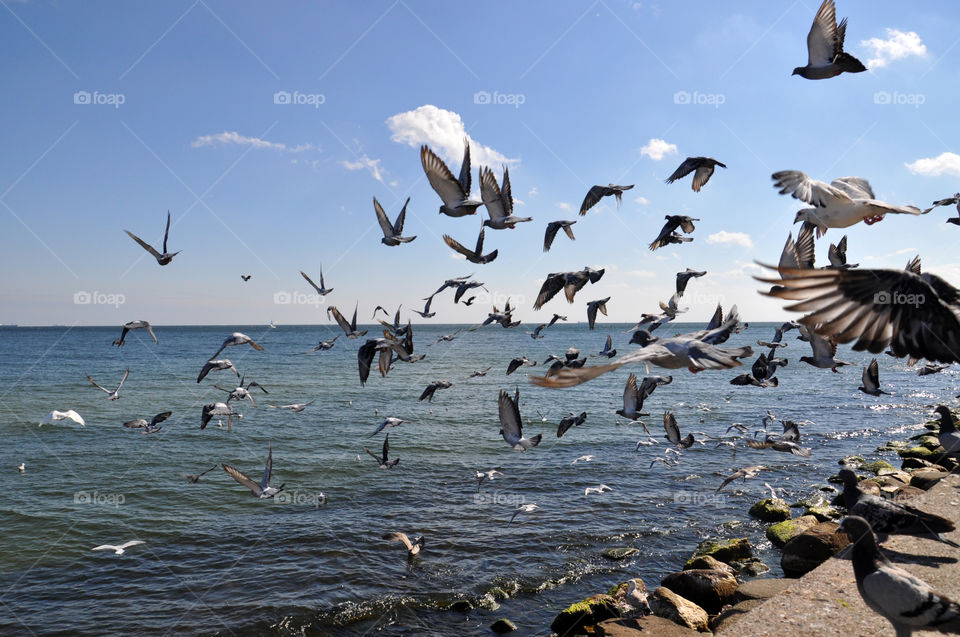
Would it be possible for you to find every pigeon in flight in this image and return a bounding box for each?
[839,515,960,637]
[480,166,532,229]
[716,465,770,492]
[594,335,617,358]
[306,336,338,353]
[534,267,605,309]
[556,411,587,438]
[918,363,949,376]
[363,432,400,468]
[374,196,416,246]
[443,224,498,264]
[421,141,483,217]
[579,184,633,216]
[649,216,698,251]
[498,390,542,451]
[86,368,130,401]
[222,444,285,499]
[858,359,889,396]
[797,324,852,372]
[663,411,694,449]
[586,297,610,330]
[748,420,811,456]
[125,211,179,265]
[676,269,707,297]
[112,320,157,347]
[327,304,368,339]
[418,380,452,402]
[791,0,867,79]
[209,333,264,360]
[543,220,577,251]
[506,356,537,375]
[300,268,333,296]
[827,235,857,269]
[197,359,241,383]
[665,157,726,192]
[123,411,171,431]
[615,374,651,422]
[241,275,251,281]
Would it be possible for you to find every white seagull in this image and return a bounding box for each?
[86,368,130,401]
[39,410,85,427]
[92,540,145,555]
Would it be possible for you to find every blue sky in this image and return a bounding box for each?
[1,0,957,326]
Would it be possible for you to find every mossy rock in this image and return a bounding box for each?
[488,586,510,601]
[731,557,770,577]
[861,460,896,474]
[898,446,940,461]
[916,435,944,450]
[749,498,791,522]
[766,515,819,547]
[684,554,735,575]
[450,600,474,613]
[686,538,752,568]
[838,455,865,466]
[602,547,639,560]
[550,594,621,635]
[490,618,517,633]
[805,504,842,522]
[877,440,909,452]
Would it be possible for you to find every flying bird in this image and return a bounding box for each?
[123,411,171,431]
[839,516,960,637]
[584,484,612,497]
[223,445,285,499]
[300,268,333,295]
[663,411,694,449]
[443,225,498,264]
[214,378,268,407]
[797,324,852,372]
[92,540,145,555]
[180,465,218,483]
[534,267,605,309]
[649,215,698,251]
[557,411,587,438]
[200,402,241,430]
[125,211,179,265]
[112,320,157,347]
[918,363,949,376]
[267,400,315,413]
[39,410,85,427]
[771,171,923,235]
[197,359,241,383]
[665,157,726,192]
[209,333,263,360]
[676,269,707,297]
[858,359,889,396]
[791,0,867,80]
[747,420,811,456]
[498,390,542,451]
[716,465,770,492]
[476,469,504,491]
[327,304,368,339]
[363,432,400,468]
[616,374,651,422]
[86,368,130,401]
[579,184,633,216]
[509,503,540,523]
[374,196,416,246]
[507,356,537,375]
[480,166,532,229]
[306,336,338,353]
[586,297,610,330]
[241,275,251,281]
[421,141,483,217]
[543,220,577,252]
[594,335,617,358]
[383,532,425,557]
[418,380,452,402]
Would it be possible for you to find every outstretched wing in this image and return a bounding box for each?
[222,464,262,495]
[373,197,396,237]
[125,230,161,259]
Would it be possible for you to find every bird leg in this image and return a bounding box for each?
[863,214,885,225]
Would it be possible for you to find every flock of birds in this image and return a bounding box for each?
[27,0,960,632]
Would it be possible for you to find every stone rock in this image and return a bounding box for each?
[488,586,510,601]
[898,445,940,461]
[916,435,943,450]
[711,598,765,633]
[683,554,736,576]
[902,457,939,471]
[730,557,769,577]
[550,594,621,635]
[660,569,738,614]
[476,593,500,611]
[449,600,473,613]
[490,618,516,633]
[877,440,908,451]
[597,616,702,636]
[649,586,709,632]
[838,455,865,466]
[607,578,651,617]
[910,468,949,490]
[602,547,639,560]
[781,522,850,578]
[732,577,792,602]
[685,538,752,568]
[934,455,960,472]
[861,459,896,474]
[890,485,925,502]
[818,485,837,494]
[805,504,842,521]
[766,515,819,547]
[748,498,791,522]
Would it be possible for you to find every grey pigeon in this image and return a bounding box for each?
[373,196,416,246]
[579,184,633,216]
[112,320,157,347]
[544,220,577,252]
[792,0,867,80]
[421,141,483,217]
[498,390,541,451]
[125,211,180,265]
[665,157,725,192]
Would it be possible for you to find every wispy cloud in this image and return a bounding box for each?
[386,104,516,166]
[627,269,656,278]
[634,195,650,205]
[640,138,677,161]
[707,230,753,248]
[191,131,314,152]
[340,154,386,183]
[905,152,960,177]
[557,202,572,211]
[861,29,927,68]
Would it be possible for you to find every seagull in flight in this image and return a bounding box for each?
[363,432,400,468]
[369,417,406,437]
[584,484,612,497]
[374,196,416,246]
[383,532,425,556]
[86,368,130,401]
[200,402,241,430]
[421,141,483,217]
[418,380,452,402]
[716,465,770,492]
[665,157,726,192]
[223,444,284,499]
[476,469,504,491]
[197,359,241,383]
[123,411,171,432]
[498,390,542,451]
[579,184,633,216]
[306,336,338,353]
[209,333,263,360]
[327,304,368,339]
[267,400,315,413]
[509,503,540,523]
[791,0,867,80]
[214,378,268,407]
[125,211,179,265]
[572,455,594,464]
[39,410,84,427]
[180,465,218,483]
[543,220,577,252]
[92,540,145,555]
[112,320,157,347]
[300,268,333,295]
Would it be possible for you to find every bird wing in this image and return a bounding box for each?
[86,375,110,394]
[663,411,681,444]
[498,390,523,442]
[327,306,353,335]
[443,234,476,260]
[458,140,472,194]
[587,303,599,329]
[772,170,851,207]
[150,411,172,426]
[300,270,322,294]
[394,198,410,234]
[261,445,273,490]
[373,197,396,237]
[691,165,715,192]
[222,464,262,495]
[92,544,119,552]
[832,176,875,199]
[544,222,562,252]
[115,368,130,391]
[421,145,467,206]
[806,0,838,67]
[534,274,565,310]
[384,532,414,551]
[563,272,590,303]
[125,230,161,259]
[865,358,880,389]
[716,470,744,492]
[579,186,607,216]
[381,434,390,463]
[120,540,145,549]
[163,211,171,253]
[562,222,576,240]
[480,167,506,220]
[649,218,682,251]
[357,340,377,386]
[665,158,698,184]
[64,410,85,425]
[861,564,960,631]
[758,265,960,363]
[144,323,158,344]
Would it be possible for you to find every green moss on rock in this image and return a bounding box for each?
[766,515,818,547]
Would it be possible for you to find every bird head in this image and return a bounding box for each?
[791,67,803,77]
[629,330,655,346]
[793,210,808,224]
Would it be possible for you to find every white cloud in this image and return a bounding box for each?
[640,138,677,161]
[191,131,313,152]
[905,152,960,177]
[861,29,927,68]
[528,186,539,197]
[707,231,754,248]
[386,104,516,167]
[627,269,656,278]
[634,195,650,205]
[340,154,386,183]
[557,202,572,211]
